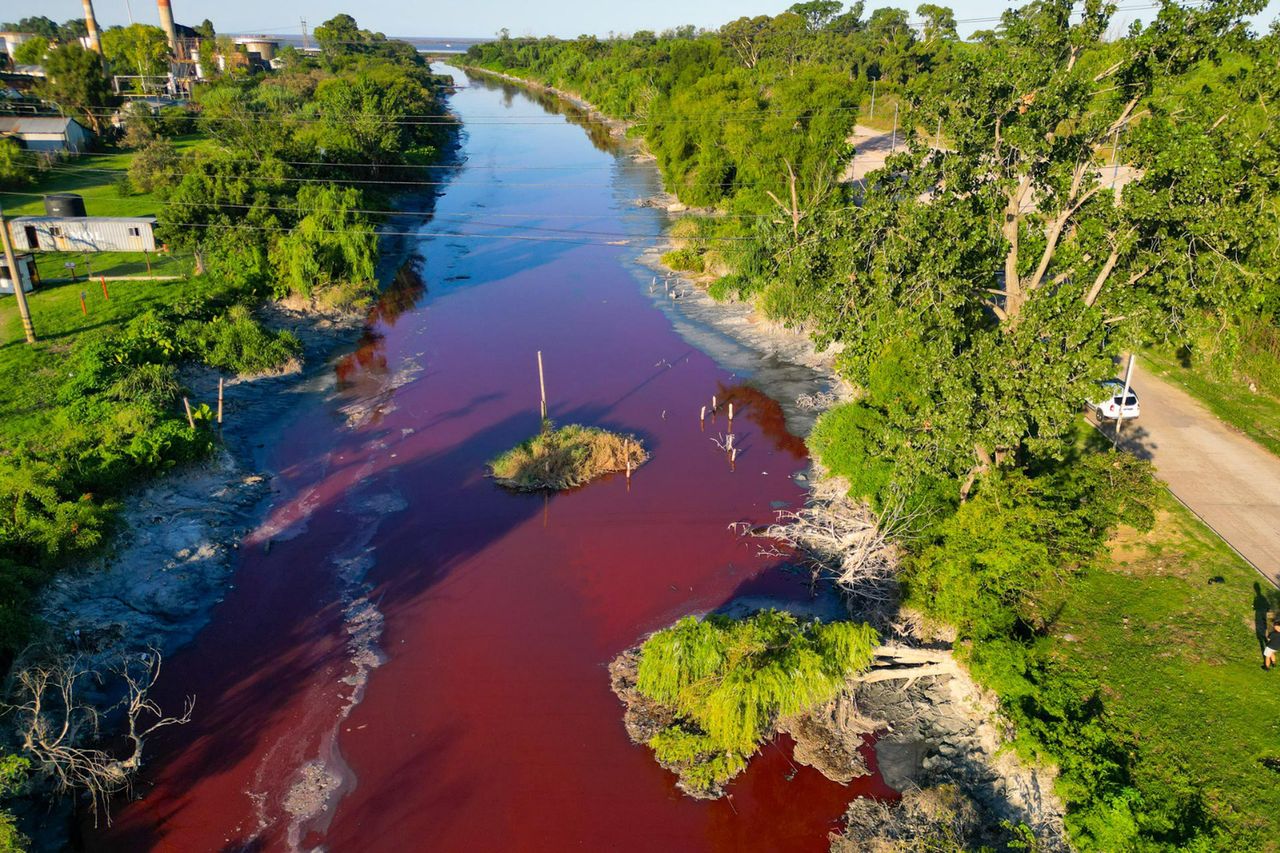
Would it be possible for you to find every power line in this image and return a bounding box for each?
[0,191,784,240]
[9,160,766,190]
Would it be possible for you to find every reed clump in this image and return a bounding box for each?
[488,422,648,491]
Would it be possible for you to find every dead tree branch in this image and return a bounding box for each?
[6,649,194,825]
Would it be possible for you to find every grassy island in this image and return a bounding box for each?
[488,423,648,491]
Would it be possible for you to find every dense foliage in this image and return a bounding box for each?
[471,2,1280,847]
[635,610,878,794]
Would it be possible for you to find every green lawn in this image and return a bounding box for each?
[0,276,191,445]
[31,251,192,282]
[1054,491,1280,848]
[5,134,207,218]
[1144,347,1280,457]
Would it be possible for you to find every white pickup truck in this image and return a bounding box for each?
[1091,379,1140,420]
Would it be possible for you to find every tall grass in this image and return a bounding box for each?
[488,422,648,491]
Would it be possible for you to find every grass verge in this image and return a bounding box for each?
[31,251,192,282]
[1144,347,1280,457]
[1050,490,1280,847]
[488,422,648,490]
[5,135,207,218]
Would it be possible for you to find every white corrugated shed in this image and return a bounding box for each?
[9,216,157,252]
[0,117,92,154]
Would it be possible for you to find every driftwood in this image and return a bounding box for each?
[855,645,959,685]
[759,477,899,603]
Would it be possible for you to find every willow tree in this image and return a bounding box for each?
[634,610,878,795]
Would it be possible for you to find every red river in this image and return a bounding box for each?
[86,66,895,852]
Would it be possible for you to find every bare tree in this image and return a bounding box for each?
[7,649,194,824]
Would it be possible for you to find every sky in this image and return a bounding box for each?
[4,0,1279,40]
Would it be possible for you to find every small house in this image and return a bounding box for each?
[0,116,93,155]
[9,216,157,253]
[0,253,37,294]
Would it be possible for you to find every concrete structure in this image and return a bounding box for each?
[0,254,36,294]
[157,0,179,54]
[9,216,157,253]
[82,0,104,55]
[235,37,279,61]
[0,116,93,154]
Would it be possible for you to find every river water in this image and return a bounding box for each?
[87,66,893,852]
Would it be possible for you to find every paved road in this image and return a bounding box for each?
[842,124,1141,192]
[1110,370,1280,584]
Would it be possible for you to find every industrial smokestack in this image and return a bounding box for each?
[81,0,103,55]
[156,0,178,54]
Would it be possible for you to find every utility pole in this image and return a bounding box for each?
[935,115,942,149]
[890,103,899,153]
[868,78,877,122]
[1115,353,1136,443]
[0,204,36,344]
[301,18,309,51]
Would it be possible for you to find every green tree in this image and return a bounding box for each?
[0,139,28,190]
[1,16,57,40]
[788,1,844,31]
[37,43,112,133]
[102,23,170,78]
[916,3,957,41]
[58,18,88,42]
[635,610,878,794]
[11,36,47,65]
[270,183,377,298]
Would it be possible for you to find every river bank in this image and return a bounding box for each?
[18,163,452,843]
[472,65,1069,850]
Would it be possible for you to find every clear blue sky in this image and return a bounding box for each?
[5,0,1278,39]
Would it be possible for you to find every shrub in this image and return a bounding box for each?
[128,138,179,194]
[488,422,647,491]
[107,363,182,407]
[178,305,300,375]
[634,610,878,795]
[661,247,704,272]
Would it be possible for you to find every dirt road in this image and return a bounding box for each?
[1111,370,1280,584]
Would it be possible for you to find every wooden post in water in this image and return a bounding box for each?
[217,377,224,425]
[728,402,734,423]
[537,350,547,421]
[711,395,717,413]
[182,396,195,429]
